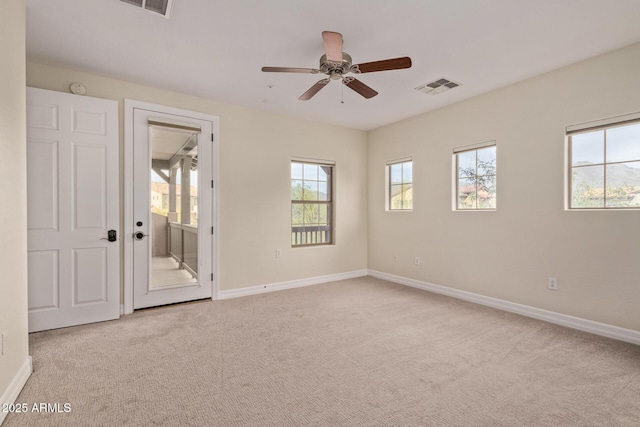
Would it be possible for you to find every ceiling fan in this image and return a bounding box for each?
[261,31,412,100]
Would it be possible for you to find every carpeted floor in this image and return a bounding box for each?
[4,276,640,426]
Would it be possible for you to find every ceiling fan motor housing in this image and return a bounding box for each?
[320,53,354,79]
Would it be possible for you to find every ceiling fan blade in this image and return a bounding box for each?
[343,77,378,99]
[299,79,331,101]
[262,67,319,74]
[353,57,412,74]
[322,31,343,63]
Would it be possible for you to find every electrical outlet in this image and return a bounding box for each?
[548,277,558,291]
[414,257,421,266]
[275,249,281,258]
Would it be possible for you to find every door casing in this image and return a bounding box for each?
[123,99,220,314]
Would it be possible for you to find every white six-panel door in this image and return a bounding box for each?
[26,87,119,332]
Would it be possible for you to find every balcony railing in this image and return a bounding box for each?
[291,225,331,246]
[169,222,198,278]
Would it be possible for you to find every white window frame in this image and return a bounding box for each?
[290,158,335,247]
[386,157,413,211]
[452,141,497,211]
[566,112,640,210]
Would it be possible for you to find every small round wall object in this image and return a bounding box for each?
[69,82,86,95]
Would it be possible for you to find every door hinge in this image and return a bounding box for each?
[211,226,214,234]
[211,180,214,188]
[211,134,214,142]
[211,273,214,281]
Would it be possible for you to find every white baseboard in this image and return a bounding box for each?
[368,269,640,346]
[0,356,33,426]
[218,269,368,300]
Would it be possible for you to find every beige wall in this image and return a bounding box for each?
[368,42,640,331]
[19,25,640,343]
[26,62,368,294]
[0,0,30,401]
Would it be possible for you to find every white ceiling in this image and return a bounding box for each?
[24,0,640,131]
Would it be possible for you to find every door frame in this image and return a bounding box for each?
[123,99,220,314]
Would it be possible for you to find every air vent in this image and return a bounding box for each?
[415,77,462,95]
[120,0,173,18]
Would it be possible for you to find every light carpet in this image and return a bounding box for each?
[4,276,640,426]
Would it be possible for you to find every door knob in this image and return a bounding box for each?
[100,230,118,242]
[133,232,148,240]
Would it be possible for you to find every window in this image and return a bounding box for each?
[568,117,640,209]
[387,159,413,210]
[454,142,496,210]
[291,161,333,246]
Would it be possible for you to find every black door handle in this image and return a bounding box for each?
[101,230,118,242]
[133,232,149,240]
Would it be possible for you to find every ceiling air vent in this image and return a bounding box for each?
[120,0,174,18]
[415,77,462,96]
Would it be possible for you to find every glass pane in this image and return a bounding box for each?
[477,175,496,209]
[291,162,303,180]
[571,130,604,166]
[319,166,330,182]
[402,161,412,183]
[319,203,330,225]
[291,204,303,226]
[477,146,496,176]
[606,161,640,207]
[303,204,319,225]
[606,123,640,163]
[293,205,332,245]
[189,169,198,226]
[571,164,604,208]
[457,151,476,179]
[390,163,403,184]
[318,181,328,201]
[291,180,304,200]
[149,130,198,290]
[303,163,318,181]
[390,184,404,210]
[175,165,182,223]
[402,183,413,209]
[303,181,318,201]
[325,168,332,200]
[457,177,476,209]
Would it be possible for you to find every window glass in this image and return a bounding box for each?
[606,124,640,163]
[569,121,640,209]
[571,131,604,166]
[291,161,333,246]
[455,145,496,210]
[388,160,412,210]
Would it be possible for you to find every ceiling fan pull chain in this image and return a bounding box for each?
[341,80,344,104]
